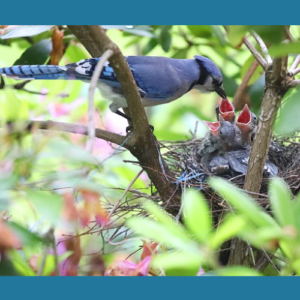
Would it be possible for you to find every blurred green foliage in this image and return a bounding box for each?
[0,25,299,276]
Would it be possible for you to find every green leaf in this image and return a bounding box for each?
[209,177,278,228]
[9,249,36,276]
[159,26,172,52]
[227,25,248,47]
[187,26,212,38]
[222,73,239,98]
[7,221,45,246]
[293,194,300,234]
[45,138,99,166]
[172,48,189,59]
[211,26,226,46]
[0,89,29,121]
[142,38,158,55]
[210,215,246,249]
[241,55,264,86]
[14,39,52,65]
[127,217,199,254]
[0,252,22,276]
[143,201,187,237]
[275,88,300,135]
[0,25,54,39]
[183,189,212,243]
[269,42,300,57]
[27,191,63,226]
[152,251,203,275]
[239,226,286,248]
[248,25,286,45]
[269,178,296,227]
[215,266,261,276]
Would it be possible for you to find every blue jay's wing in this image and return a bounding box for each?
[125,56,199,100]
[224,150,250,174]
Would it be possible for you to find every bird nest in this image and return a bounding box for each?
[159,132,300,220]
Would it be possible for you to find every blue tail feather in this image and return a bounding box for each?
[0,65,68,79]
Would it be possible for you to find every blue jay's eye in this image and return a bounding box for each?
[220,130,223,135]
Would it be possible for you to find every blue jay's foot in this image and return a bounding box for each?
[126,124,154,133]
[115,110,154,133]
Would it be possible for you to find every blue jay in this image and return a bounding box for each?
[0,55,226,121]
[215,98,236,123]
[236,104,257,143]
[209,149,278,177]
[218,114,246,151]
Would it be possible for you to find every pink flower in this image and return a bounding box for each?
[104,256,152,276]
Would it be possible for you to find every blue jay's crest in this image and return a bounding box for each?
[194,55,223,82]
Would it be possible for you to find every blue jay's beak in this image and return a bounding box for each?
[215,86,227,99]
[219,98,235,123]
[237,104,251,133]
[204,121,220,137]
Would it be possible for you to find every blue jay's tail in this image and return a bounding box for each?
[0,65,70,80]
[0,58,117,83]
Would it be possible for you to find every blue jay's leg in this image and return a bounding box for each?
[115,110,154,133]
[209,155,230,175]
[115,110,132,121]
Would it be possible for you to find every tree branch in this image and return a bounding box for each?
[243,37,267,70]
[244,57,289,193]
[288,54,300,74]
[252,32,272,64]
[30,120,132,147]
[67,26,181,215]
[232,60,259,110]
[290,67,300,76]
[289,79,300,87]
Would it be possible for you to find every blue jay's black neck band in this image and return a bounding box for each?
[195,60,208,85]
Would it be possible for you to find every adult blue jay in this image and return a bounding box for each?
[0,55,226,120]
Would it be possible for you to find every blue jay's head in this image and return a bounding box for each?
[194,55,226,99]
[218,114,236,143]
[236,104,257,133]
[203,121,220,137]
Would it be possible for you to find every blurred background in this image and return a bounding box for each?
[0,25,300,275]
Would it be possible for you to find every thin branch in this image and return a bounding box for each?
[87,49,114,153]
[252,31,272,64]
[232,60,259,109]
[289,79,300,87]
[285,26,295,42]
[101,169,144,230]
[16,120,132,148]
[243,37,267,70]
[37,246,48,276]
[289,67,300,76]
[288,54,300,74]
